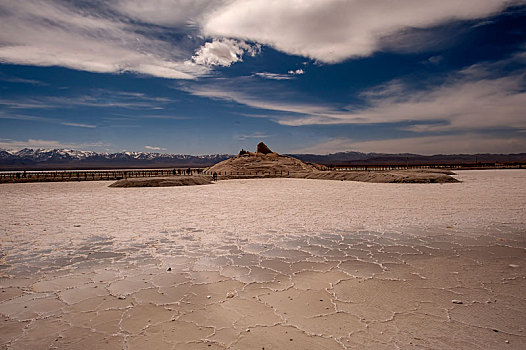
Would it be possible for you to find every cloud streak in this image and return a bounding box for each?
[236,132,271,140]
[253,73,293,80]
[0,138,107,151]
[145,145,167,151]
[180,61,526,133]
[0,90,177,111]
[279,68,526,131]
[179,76,333,117]
[60,122,96,128]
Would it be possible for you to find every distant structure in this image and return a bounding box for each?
[205,142,326,176]
[256,142,273,155]
[200,142,459,183]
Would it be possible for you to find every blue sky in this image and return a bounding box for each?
[0,0,525,155]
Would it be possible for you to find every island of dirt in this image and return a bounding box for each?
[109,143,459,187]
[205,142,459,183]
[109,176,212,187]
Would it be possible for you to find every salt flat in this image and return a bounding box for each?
[0,170,525,349]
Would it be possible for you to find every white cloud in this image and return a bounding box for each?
[236,132,271,140]
[0,90,176,110]
[134,115,190,120]
[145,145,167,151]
[0,111,99,129]
[427,56,444,65]
[0,138,107,151]
[181,79,330,116]
[111,0,218,27]
[0,75,48,86]
[60,122,96,128]
[293,134,526,155]
[0,1,206,79]
[0,0,520,79]
[191,38,260,67]
[253,72,292,80]
[279,68,526,131]
[180,62,526,133]
[253,69,305,80]
[288,69,304,75]
[203,0,519,63]
[0,112,50,122]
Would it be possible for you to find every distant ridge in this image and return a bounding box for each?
[0,147,525,170]
[0,148,232,170]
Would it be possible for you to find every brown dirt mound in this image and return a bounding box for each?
[302,170,459,183]
[205,143,459,183]
[109,176,212,187]
[205,152,326,176]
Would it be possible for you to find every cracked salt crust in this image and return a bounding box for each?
[0,170,525,349]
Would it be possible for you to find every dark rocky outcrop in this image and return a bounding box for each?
[256,142,273,155]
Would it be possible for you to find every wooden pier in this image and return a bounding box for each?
[0,168,204,184]
[326,162,524,171]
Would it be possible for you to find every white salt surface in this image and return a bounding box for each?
[1,170,524,250]
[0,169,525,349]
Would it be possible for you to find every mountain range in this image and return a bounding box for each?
[0,148,525,170]
[0,148,231,170]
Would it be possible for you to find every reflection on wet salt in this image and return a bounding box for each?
[0,170,525,349]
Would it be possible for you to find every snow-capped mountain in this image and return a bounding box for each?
[0,148,233,170]
[7,148,99,161]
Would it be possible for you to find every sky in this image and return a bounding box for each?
[0,0,525,155]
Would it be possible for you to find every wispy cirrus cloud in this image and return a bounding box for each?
[253,69,305,80]
[0,138,108,151]
[60,122,96,128]
[235,132,271,140]
[0,98,55,110]
[0,112,97,129]
[0,90,177,111]
[145,145,167,151]
[279,66,526,131]
[0,112,51,122]
[179,59,526,133]
[0,74,48,86]
[178,76,333,116]
[253,72,292,80]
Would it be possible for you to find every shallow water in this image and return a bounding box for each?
[0,170,525,349]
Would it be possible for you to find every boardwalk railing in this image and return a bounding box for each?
[203,170,290,176]
[0,168,204,183]
[326,163,525,171]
